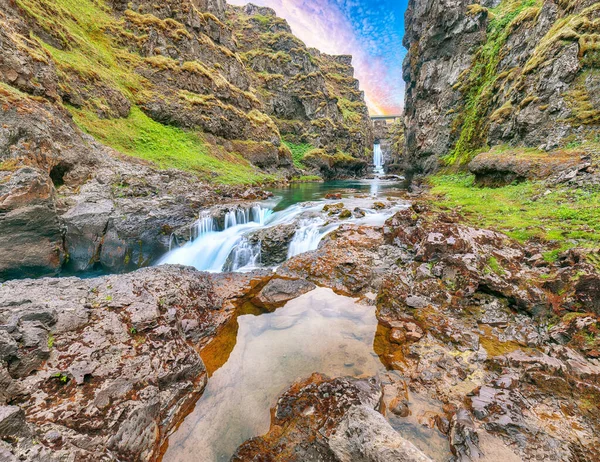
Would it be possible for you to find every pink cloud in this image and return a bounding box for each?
[228,0,403,115]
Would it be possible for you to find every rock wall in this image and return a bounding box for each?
[402,0,600,175]
[228,4,373,162]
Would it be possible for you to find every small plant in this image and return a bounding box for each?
[47,334,55,349]
[129,327,138,335]
[487,256,506,276]
[51,373,69,384]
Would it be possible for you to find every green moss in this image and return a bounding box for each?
[487,256,506,276]
[448,0,541,166]
[337,97,364,125]
[71,106,272,184]
[17,0,147,103]
[430,173,600,246]
[282,141,314,169]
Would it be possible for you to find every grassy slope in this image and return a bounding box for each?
[73,107,274,184]
[15,0,275,185]
[430,174,600,260]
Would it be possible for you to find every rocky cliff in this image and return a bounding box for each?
[0,0,372,280]
[402,0,600,175]
[227,4,373,178]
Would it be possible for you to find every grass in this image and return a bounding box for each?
[430,173,600,247]
[71,106,273,184]
[282,141,314,169]
[17,0,147,102]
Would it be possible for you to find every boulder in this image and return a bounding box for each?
[252,277,316,310]
[329,405,432,462]
[468,149,583,186]
[232,373,382,461]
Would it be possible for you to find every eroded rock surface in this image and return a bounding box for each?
[0,265,271,461]
[232,373,431,462]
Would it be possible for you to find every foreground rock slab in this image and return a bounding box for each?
[0,265,271,461]
[232,372,432,462]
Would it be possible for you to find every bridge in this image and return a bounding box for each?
[370,115,401,122]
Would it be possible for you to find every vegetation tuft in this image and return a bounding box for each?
[71,106,274,184]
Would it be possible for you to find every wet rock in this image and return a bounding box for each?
[329,405,433,462]
[247,223,297,267]
[323,202,345,214]
[325,193,342,200]
[449,408,481,461]
[339,209,352,219]
[0,167,64,280]
[279,225,398,295]
[251,277,316,310]
[232,373,383,461]
[353,207,366,218]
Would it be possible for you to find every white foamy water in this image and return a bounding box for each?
[158,180,408,273]
[373,143,384,176]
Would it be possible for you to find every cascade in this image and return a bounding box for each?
[373,143,384,176]
[158,192,407,273]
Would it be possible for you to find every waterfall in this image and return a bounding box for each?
[225,238,262,272]
[158,205,273,272]
[373,143,384,176]
[158,198,408,273]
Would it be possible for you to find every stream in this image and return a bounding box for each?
[158,171,406,273]
[157,151,451,461]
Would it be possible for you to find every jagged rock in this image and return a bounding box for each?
[329,405,433,462]
[403,0,600,175]
[247,223,297,266]
[232,373,383,461]
[251,277,316,310]
[0,265,272,460]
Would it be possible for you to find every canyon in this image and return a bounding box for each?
[0,0,599,461]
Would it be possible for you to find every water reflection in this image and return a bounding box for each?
[163,288,382,462]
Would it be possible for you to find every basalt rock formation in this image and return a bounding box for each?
[402,0,600,175]
[227,4,373,178]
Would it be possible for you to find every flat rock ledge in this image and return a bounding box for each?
[0,265,272,461]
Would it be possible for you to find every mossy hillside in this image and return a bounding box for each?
[9,0,289,184]
[429,173,600,254]
[282,141,314,169]
[16,0,148,111]
[227,5,373,164]
[71,106,274,185]
[448,0,600,167]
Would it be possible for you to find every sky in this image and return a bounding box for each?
[228,0,408,115]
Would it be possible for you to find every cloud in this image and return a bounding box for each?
[228,0,406,115]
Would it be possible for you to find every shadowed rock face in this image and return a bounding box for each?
[403,0,600,175]
[0,265,272,461]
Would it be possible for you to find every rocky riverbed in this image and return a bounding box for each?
[0,191,598,461]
